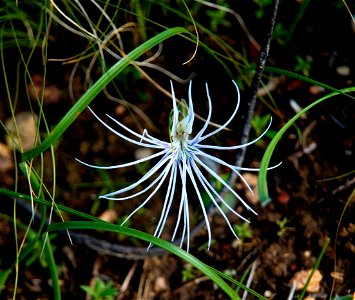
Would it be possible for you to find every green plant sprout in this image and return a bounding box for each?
[233,222,253,256]
[205,2,232,31]
[233,222,253,240]
[253,0,273,19]
[223,268,237,278]
[25,233,58,269]
[276,217,288,237]
[294,55,312,77]
[80,277,119,300]
[272,23,288,45]
[251,115,277,147]
[181,263,196,282]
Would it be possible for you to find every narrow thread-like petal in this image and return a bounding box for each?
[120,158,175,225]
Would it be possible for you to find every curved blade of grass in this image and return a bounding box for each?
[265,66,355,100]
[21,27,190,162]
[43,236,61,300]
[48,221,240,300]
[5,183,240,299]
[16,162,61,299]
[1,192,253,298]
[16,162,48,261]
[0,269,11,293]
[258,86,355,205]
[297,237,330,300]
[0,210,61,300]
[0,188,102,223]
[212,267,268,299]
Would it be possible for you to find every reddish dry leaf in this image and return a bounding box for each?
[290,269,322,293]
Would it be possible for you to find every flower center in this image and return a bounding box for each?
[172,131,190,157]
[169,98,194,159]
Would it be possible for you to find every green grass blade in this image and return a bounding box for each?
[0,269,11,294]
[1,188,243,299]
[0,188,102,223]
[265,66,355,99]
[212,268,267,299]
[16,163,48,262]
[48,221,240,299]
[258,87,355,205]
[21,27,190,162]
[297,237,330,300]
[43,236,61,300]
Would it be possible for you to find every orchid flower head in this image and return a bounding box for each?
[76,80,278,252]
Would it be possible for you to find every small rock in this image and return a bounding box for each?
[348,223,355,233]
[5,112,38,151]
[115,105,126,116]
[98,209,118,223]
[277,191,290,205]
[309,85,325,95]
[303,250,311,258]
[336,65,350,76]
[154,276,168,293]
[264,290,272,298]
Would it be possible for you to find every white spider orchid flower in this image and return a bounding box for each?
[77,81,274,252]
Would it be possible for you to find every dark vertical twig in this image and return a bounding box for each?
[235,0,280,169]
[197,0,280,232]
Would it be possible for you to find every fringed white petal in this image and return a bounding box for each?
[78,80,278,251]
